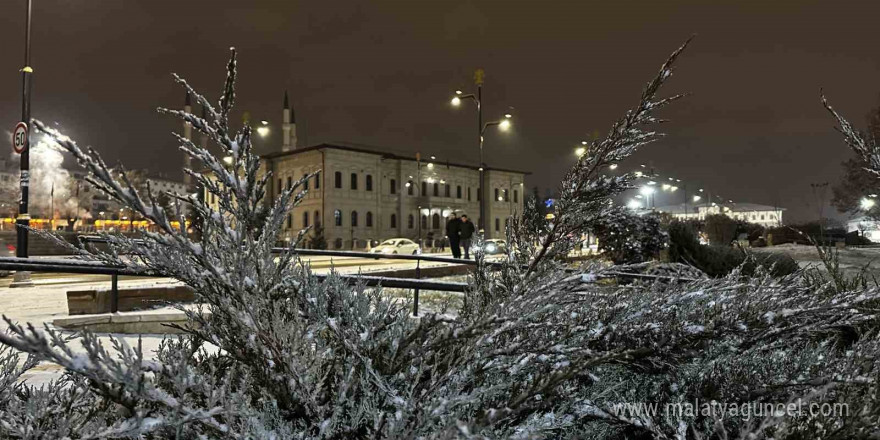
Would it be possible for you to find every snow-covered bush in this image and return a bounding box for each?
[2,41,880,439]
[592,209,667,264]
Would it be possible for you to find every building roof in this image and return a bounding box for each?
[262,143,531,175]
[727,203,785,212]
[654,202,785,214]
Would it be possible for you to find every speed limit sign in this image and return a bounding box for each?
[12,122,28,154]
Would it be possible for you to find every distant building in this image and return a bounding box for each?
[847,216,880,242]
[656,202,784,227]
[204,91,529,249]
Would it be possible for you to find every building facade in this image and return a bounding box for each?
[656,202,784,227]
[847,216,880,242]
[262,144,527,249]
[202,91,528,249]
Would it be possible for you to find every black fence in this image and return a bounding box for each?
[2,237,691,319]
[0,252,470,316]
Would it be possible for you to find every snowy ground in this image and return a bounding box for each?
[752,243,880,278]
[0,256,470,386]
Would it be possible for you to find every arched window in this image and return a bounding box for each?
[315,171,321,189]
[303,211,309,228]
[421,182,427,197]
[495,188,500,201]
[350,173,358,190]
[287,176,292,189]
[334,172,342,188]
[433,182,439,197]
[390,214,397,228]
[303,174,309,190]
[334,210,342,226]
[514,189,518,203]
[390,179,397,194]
[495,218,500,232]
[277,178,282,197]
[314,210,321,227]
[351,211,358,227]
[407,181,414,196]
[504,218,509,230]
[366,175,373,191]
[421,214,428,229]
[366,211,373,227]
[287,214,292,229]
[444,184,450,197]
[467,187,472,201]
[408,214,414,229]
[432,213,440,229]
[456,185,462,199]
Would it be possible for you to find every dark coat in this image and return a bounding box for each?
[459,219,476,239]
[446,217,462,239]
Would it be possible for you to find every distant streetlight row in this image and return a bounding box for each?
[572,145,735,212]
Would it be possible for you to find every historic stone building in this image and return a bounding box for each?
[201,92,528,249]
[263,144,527,249]
[257,93,527,249]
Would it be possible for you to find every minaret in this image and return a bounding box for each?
[282,90,297,151]
[199,106,209,150]
[183,91,193,188]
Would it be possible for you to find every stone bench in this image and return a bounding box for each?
[67,285,196,315]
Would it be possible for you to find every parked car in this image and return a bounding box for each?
[483,239,508,255]
[370,238,421,255]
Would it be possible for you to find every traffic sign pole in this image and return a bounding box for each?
[12,0,34,288]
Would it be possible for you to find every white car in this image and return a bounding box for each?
[370,238,421,255]
[483,239,508,255]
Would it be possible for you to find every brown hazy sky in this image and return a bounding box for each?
[1,0,878,222]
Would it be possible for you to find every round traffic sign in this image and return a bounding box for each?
[12,122,28,154]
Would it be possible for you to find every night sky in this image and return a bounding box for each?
[1,0,878,223]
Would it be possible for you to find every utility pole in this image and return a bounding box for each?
[12,0,35,287]
[476,69,485,233]
[811,182,830,242]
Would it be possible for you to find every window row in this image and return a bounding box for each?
[494,188,519,203]
[284,210,322,230]
[333,172,374,191]
[277,172,321,196]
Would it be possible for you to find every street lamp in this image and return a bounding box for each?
[11,0,35,287]
[627,199,642,210]
[574,147,587,157]
[256,120,270,138]
[861,197,875,210]
[449,70,513,233]
[693,195,701,202]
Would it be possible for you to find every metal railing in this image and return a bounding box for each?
[0,255,468,316]
[5,237,694,318]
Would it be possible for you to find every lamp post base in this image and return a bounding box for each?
[9,271,33,288]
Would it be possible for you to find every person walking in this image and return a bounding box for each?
[459,214,476,259]
[445,213,462,258]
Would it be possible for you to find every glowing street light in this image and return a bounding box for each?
[256,120,270,137]
[661,183,671,190]
[640,186,655,196]
[609,164,618,170]
[627,199,642,210]
[499,118,511,131]
[861,197,876,210]
[575,147,587,157]
[693,195,702,202]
